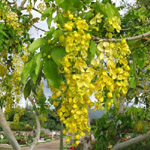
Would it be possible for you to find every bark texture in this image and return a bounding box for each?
[113,130,150,150]
[28,97,41,150]
[0,108,21,150]
[60,122,63,150]
[83,111,91,150]
[93,31,150,42]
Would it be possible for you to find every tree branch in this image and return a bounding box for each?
[0,108,21,150]
[8,1,15,5]
[22,7,42,14]
[28,96,41,150]
[93,31,150,42]
[32,24,46,32]
[20,0,27,9]
[121,22,150,31]
[119,98,124,114]
[113,130,150,150]
[14,0,17,6]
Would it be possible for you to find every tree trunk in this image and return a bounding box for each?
[119,98,124,114]
[83,111,91,150]
[113,130,150,150]
[28,97,41,150]
[0,108,21,150]
[60,122,63,150]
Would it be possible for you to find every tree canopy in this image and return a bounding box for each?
[0,0,150,149]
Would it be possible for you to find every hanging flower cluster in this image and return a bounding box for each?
[94,39,131,110]
[50,11,131,145]
[51,11,95,145]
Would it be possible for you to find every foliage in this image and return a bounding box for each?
[0,0,31,116]
[21,0,131,146]
[1,0,150,149]
[94,106,150,149]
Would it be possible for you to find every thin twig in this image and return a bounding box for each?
[93,31,150,42]
[121,22,150,31]
[20,0,27,9]
[22,7,42,14]
[8,1,15,4]
[32,24,46,32]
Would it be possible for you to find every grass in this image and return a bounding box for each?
[0,148,12,150]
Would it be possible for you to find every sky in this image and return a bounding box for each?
[17,0,136,107]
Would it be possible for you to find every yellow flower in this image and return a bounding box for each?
[76,19,89,31]
[64,21,74,31]
[74,134,80,140]
[62,129,67,135]
[47,55,51,59]
[103,42,109,48]
[75,140,80,145]
[69,14,73,20]
[66,137,71,143]
[99,53,104,60]
[86,33,91,40]
[90,17,97,25]
[100,97,104,103]
[91,58,99,68]
[105,32,112,39]
[59,35,65,42]
[117,67,123,74]
[107,92,113,98]
[92,26,99,31]
[73,104,77,109]
[90,13,103,25]
[80,132,85,137]
[96,13,103,23]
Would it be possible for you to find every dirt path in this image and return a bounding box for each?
[35,139,65,150]
[0,139,66,150]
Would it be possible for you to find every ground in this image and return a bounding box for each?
[0,139,66,150]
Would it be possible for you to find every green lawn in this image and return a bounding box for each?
[0,148,12,150]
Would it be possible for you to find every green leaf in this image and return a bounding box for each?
[110,4,120,18]
[30,53,42,84]
[104,3,113,18]
[82,11,94,21]
[91,2,106,16]
[44,59,62,88]
[0,29,8,38]
[56,0,64,5]
[54,14,65,26]
[45,27,55,36]
[102,0,111,4]
[35,53,42,75]
[73,0,83,10]
[51,46,66,66]
[24,79,32,99]
[88,40,97,62]
[113,93,117,106]
[92,2,120,18]
[40,44,50,56]
[130,77,136,88]
[52,29,63,39]
[21,60,33,84]
[84,0,92,3]
[127,88,136,100]
[137,58,145,69]
[47,15,53,28]
[58,0,74,11]
[29,38,45,53]
[41,7,54,21]
[129,64,134,76]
